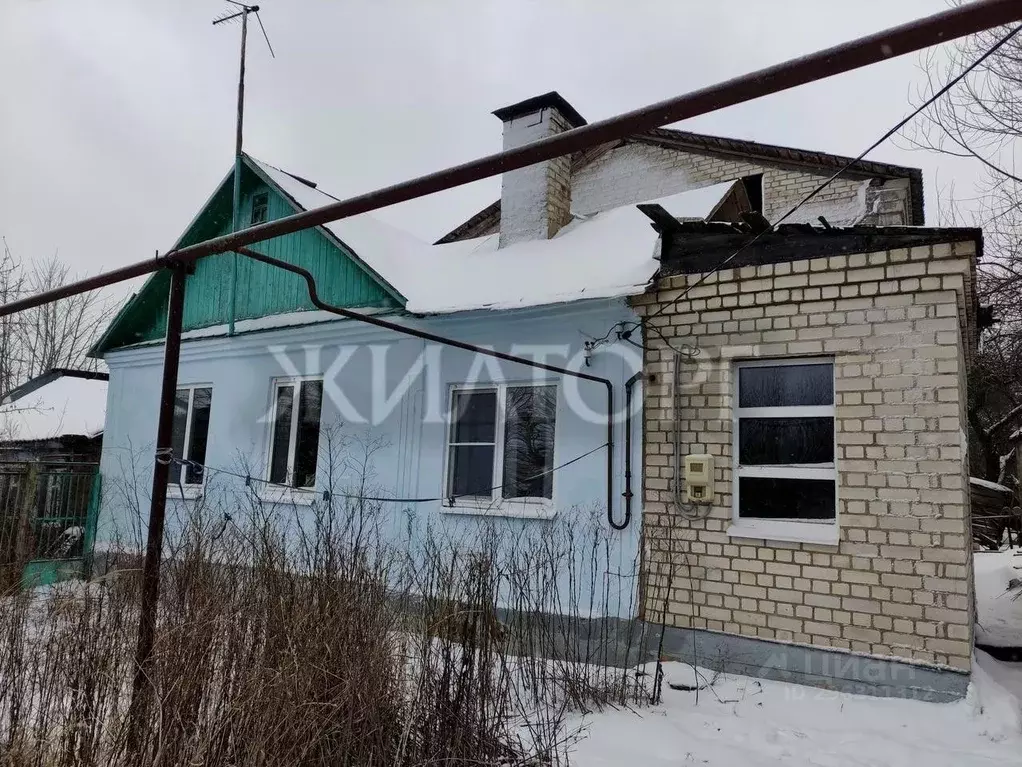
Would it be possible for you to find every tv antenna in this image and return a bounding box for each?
[213,1,275,334]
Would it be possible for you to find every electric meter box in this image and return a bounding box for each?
[683,454,714,504]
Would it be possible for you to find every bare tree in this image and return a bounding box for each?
[0,243,114,396]
[909,17,1022,479]
[0,239,27,396]
[17,256,113,379]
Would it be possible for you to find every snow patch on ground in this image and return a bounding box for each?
[975,549,1022,648]
[571,656,1022,766]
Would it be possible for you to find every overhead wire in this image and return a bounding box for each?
[168,440,609,507]
[617,22,1022,345]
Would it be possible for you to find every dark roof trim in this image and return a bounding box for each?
[435,127,925,243]
[492,91,587,129]
[1,368,109,406]
[658,224,981,276]
[640,129,919,182]
[435,201,501,244]
[0,434,102,449]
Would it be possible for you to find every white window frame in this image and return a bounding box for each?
[441,381,558,519]
[168,383,213,500]
[260,376,323,505]
[251,191,269,225]
[729,358,838,545]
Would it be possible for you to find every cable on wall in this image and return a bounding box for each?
[170,442,608,506]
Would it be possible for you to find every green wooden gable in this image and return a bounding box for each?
[92,156,404,355]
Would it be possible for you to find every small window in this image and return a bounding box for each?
[734,360,835,522]
[446,384,556,505]
[268,378,323,489]
[170,386,213,486]
[250,192,269,225]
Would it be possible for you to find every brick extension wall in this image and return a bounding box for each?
[630,240,977,672]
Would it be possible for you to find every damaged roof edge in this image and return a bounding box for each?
[434,128,926,244]
[657,224,982,276]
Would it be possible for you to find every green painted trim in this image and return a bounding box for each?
[92,156,408,357]
[82,472,101,576]
[241,156,406,305]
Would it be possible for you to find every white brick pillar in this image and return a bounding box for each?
[493,92,586,247]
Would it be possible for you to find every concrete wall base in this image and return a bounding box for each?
[640,622,970,703]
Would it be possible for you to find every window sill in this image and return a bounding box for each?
[441,499,556,520]
[168,485,204,501]
[256,487,318,507]
[727,520,839,546]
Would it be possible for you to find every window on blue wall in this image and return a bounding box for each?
[445,383,556,506]
[251,192,269,225]
[169,386,213,486]
[268,378,323,488]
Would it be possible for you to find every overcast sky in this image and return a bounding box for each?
[0,0,987,299]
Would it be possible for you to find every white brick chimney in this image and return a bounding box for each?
[493,92,586,248]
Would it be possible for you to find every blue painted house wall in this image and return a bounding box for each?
[97,299,644,617]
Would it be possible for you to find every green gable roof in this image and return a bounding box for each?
[91,155,405,356]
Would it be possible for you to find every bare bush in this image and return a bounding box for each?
[0,460,647,765]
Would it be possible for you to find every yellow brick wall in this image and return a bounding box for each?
[631,240,977,671]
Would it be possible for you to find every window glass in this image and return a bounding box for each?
[502,386,556,499]
[185,388,212,484]
[735,361,836,524]
[269,385,294,485]
[293,380,322,488]
[452,391,497,443]
[445,385,558,505]
[169,387,213,486]
[447,390,498,499]
[738,417,833,466]
[448,445,496,497]
[251,192,269,225]
[738,477,836,520]
[738,363,833,408]
[169,390,190,485]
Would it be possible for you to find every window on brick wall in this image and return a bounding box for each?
[733,359,836,531]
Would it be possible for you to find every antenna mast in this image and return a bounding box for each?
[213,1,274,335]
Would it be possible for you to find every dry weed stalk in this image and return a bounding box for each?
[0,439,647,765]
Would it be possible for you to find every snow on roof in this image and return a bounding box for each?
[420,206,658,313]
[970,476,1012,495]
[251,155,735,315]
[250,158,428,301]
[0,376,107,442]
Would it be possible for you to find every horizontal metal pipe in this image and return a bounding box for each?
[1,0,1018,321]
[0,259,165,317]
[147,0,1022,257]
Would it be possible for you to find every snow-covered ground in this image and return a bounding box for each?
[975,549,1022,648]
[571,655,1022,766]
